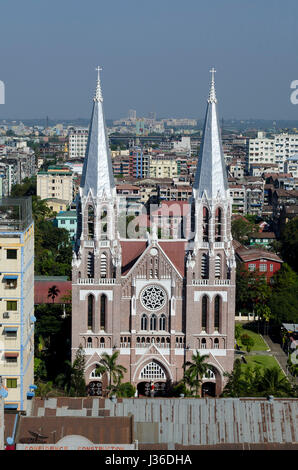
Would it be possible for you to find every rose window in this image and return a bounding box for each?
[140,285,166,311]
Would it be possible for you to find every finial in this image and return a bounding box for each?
[94,66,103,102]
[208,67,217,103]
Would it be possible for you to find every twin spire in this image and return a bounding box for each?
[81,66,228,203]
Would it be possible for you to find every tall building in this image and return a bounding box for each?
[0,197,35,411]
[68,128,89,159]
[72,69,235,397]
[37,165,74,206]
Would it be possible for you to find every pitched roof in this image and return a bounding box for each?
[34,280,72,304]
[159,241,186,276]
[120,240,148,275]
[236,247,283,263]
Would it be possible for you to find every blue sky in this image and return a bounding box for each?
[0,0,298,120]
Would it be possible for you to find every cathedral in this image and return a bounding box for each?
[71,68,236,397]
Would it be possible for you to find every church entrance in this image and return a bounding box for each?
[88,381,102,396]
[137,381,167,397]
[201,382,216,397]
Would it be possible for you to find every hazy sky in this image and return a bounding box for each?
[0,0,298,120]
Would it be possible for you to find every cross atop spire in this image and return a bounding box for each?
[208,67,217,103]
[94,65,103,102]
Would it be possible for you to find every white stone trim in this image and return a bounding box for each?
[79,289,113,301]
[194,291,227,302]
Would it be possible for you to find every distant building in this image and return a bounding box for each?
[68,128,88,159]
[54,210,77,242]
[235,246,283,281]
[37,165,74,205]
[0,198,35,411]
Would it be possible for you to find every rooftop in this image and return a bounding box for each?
[0,197,32,232]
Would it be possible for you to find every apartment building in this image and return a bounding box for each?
[247,132,275,169]
[248,132,298,173]
[150,155,178,178]
[37,165,74,205]
[68,128,88,159]
[0,197,35,411]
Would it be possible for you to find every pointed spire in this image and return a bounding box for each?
[94,66,103,102]
[208,67,217,103]
[193,69,228,200]
[81,67,115,199]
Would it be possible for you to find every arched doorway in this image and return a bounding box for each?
[137,360,169,397]
[202,382,216,397]
[87,366,103,396]
[88,381,102,396]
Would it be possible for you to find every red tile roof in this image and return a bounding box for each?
[120,240,148,275]
[159,241,187,276]
[35,281,72,304]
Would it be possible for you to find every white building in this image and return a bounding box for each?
[248,132,275,169]
[248,132,298,173]
[68,128,89,159]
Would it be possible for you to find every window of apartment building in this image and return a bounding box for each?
[260,264,267,272]
[7,300,17,311]
[6,249,17,260]
[248,264,256,271]
[6,378,17,388]
[6,356,17,363]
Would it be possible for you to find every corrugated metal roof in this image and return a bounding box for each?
[106,398,298,446]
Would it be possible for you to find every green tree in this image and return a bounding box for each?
[240,333,255,353]
[184,352,209,397]
[257,367,292,397]
[269,264,298,324]
[222,359,244,397]
[95,351,127,396]
[231,218,257,244]
[69,345,86,397]
[280,217,298,272]
[116,382,136,398]
[36,381,53,400]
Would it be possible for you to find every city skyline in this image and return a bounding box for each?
[0,0,298,120]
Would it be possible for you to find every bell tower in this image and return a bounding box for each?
[185,69,236,383]
[73,67,121,284]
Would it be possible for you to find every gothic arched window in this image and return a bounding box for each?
[141,314,148,331]
[215,255,221,279]
[87,251,94,278]
[88,205,95,240]
[159,314,166,331]
[202,295,208,330]
[214,295,221,330]
[201,253,209,279]
[215,207,222,241]
[101,209,108,240]
[150,314,157,331]
[100,253,107,278]
[100,294,106,330]
[87,294,94,331]
[203,207,209,242]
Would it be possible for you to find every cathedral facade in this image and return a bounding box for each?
[71,69,236,397]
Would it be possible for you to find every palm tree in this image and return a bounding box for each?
[48,285,60,303]
[184,351,209,397]
[95,351,127,396]
[258,367,292,397]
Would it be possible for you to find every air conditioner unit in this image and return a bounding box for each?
[3,312,10,319]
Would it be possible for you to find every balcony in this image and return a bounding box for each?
[192,279,231,286]
[77,278,116,285]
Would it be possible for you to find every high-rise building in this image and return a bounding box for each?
[37,165,74,206]
[0,197,35,411]
[72,69,235,397]
[68,128,89,159]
